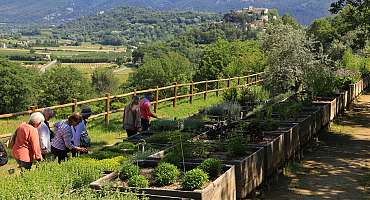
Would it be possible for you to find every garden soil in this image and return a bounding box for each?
[265,93,370,200]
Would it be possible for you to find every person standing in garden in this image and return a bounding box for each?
[123,96,141,137]
[38,108,56,159]
[11,112,44,170]
[51,112,87,163]
[139,93,158,131]
[71,107,92,157]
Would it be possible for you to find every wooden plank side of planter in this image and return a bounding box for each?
[201,165,236,200]
[249,133,284,178]
[313,97,336,124]
[227,147,264,199]
[268,122,300,161]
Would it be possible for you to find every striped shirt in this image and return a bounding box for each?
[51,121,76,151]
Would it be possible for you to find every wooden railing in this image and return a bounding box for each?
[0,72,265,126]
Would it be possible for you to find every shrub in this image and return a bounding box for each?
[154,162,180,186]
[182,118,204,131]
[0,60,39,113]
[227,135,248,157]
[223,87,239,102]
[198,158,222,179]
[239,85,270,105]
[119,162,139,180]
[206,102,241,120]
[151,119,179,131]
[181,168,209,191]
[128,175,149,188]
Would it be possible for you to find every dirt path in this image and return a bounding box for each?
[265,94,370,200]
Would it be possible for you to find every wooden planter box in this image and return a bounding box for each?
[147,145,264,200]
[263,122,300,162]
[313,96,337,122]
[249,132,285,179]
[90,161,236,200]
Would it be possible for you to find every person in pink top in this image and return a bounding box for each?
[12,112,44,170]
[139,93,158,131]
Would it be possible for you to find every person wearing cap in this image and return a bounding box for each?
[12,112,44,170]
[123,96,141,137]
[71,107,92,157]
[51,112,87,163]
[38,108,56,158]
[139,93,158,131]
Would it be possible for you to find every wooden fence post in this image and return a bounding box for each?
[173,83,177,108]
[216,81,219,96]
[227,78,231,88]
[204,80,208,100]
[246,77,249,85]
[133,89,137,96]
[105,93,110,127]
[237,77,240,87]
[154,86,159,113]
[72,98,77,113]
[190,82,194,104]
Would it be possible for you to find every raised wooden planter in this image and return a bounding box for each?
[313,96,337,122]
[147,145,264,200]
[90,161,236,200]
[263,122,300,162]
[249,133,284,179]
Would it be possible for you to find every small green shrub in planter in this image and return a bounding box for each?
[223,87,239,102]
[151,119,179,131]
[183,118,204,131]
[119,162,139,180]
[198,158,222,179]
[227,134,248,157]
[128,175,149,188]
[182,168,209,191]
[154,162,180,186]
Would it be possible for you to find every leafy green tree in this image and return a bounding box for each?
[308,18,338,48]
[281,13,302,30]
[262,23,316,95]
[0,60,39,113]
[38,66,92,106]
[92,68,119,95]
[196,39,266,81]
[127,52,193,90]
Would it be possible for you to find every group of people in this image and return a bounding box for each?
[0,93,158,170]
[8,107,92,170]
[123,94,158,137]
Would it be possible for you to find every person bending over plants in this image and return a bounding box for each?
[51,112,88,163]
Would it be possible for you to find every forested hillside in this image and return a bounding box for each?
[56,7,221,46]
[0,0,335,25]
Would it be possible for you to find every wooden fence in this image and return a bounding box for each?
[0,72,264,127]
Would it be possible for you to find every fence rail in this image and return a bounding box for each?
[0,72,265,126]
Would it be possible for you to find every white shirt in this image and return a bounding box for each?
[37,122,51,154]
[72,121,86,146]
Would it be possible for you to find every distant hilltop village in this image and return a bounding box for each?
[223,6,277,31]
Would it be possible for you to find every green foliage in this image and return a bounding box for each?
[0,60,39,113]
[181,168,209,191]
[303,65,337,97]
[342,49,370,76]
[227,134,248,157]
[154,162,180,186]
[38,66,92,106]
[127,52,193,90]
[0,157,124,200]
[205,102,241,119]
[263,23,316,95]
[91,68,119,95]
[274,101,303,120]
[150,119,179,132]
[128,175,149,188]
[119,162,139,181]
[196,39,266,81]
[223,87,239,102]
[334,68,361,91]
[239,85,270,105]
[146,131,191,144]
[182,118,205,131]
[198,158,222,179]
